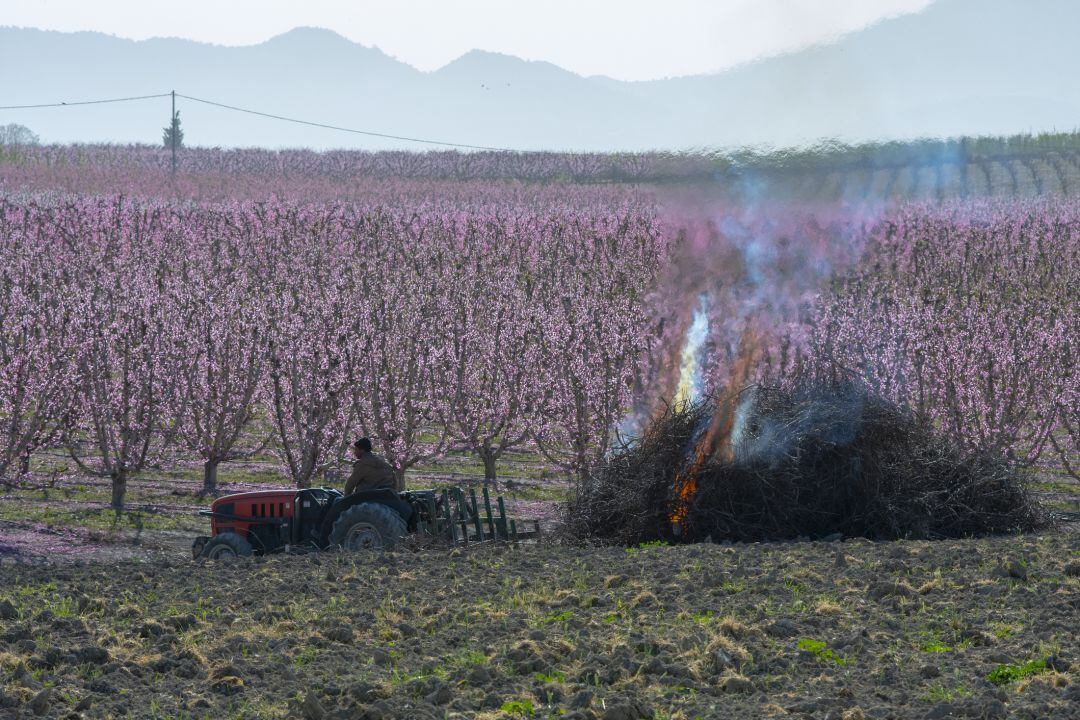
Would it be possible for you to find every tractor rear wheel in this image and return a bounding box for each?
[330,503,406,551]
[200,532,253,560]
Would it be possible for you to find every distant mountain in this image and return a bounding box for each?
[2,0,1078,151]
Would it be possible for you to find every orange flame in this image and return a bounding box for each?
[709,325,760,462]
[669,325,760,534]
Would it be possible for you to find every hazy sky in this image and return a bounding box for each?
[5,0,936,80]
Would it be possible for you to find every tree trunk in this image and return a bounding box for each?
[296,448,314,489]
[202,458,219,495]
[572,447,592,487]
[394,468,407,493]
[481,451,498,489]
[575,465,591,487]
[111,470,128,511]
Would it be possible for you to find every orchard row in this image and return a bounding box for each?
[0,194,665,507]
[1,188,1075,508]
[819,202,1078,471]
[6,138,1080,199]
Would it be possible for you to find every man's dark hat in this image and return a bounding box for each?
[354,437,373,452]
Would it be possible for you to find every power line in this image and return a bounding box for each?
[1,89,516,151]
[0,93,171,110]
[176,93,512,152]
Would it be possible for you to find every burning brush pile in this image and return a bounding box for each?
[566,375,1047,545]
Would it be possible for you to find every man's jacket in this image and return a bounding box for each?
[344,452,400,494]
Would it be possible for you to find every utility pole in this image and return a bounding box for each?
[170,90,177,176]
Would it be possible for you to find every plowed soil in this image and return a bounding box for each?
[1,533,1078,720]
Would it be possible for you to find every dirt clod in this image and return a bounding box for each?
[868,580,916,600]
[209,665,244,693]
[425,684,453,705]
[711,648,738,672]
[765,619,799,637]
[564,689,591,709]
[210,675,244,693]
[1046,656,1071,672]
[348,682,383,702]
[28,688,52,716]
[719,674,754,693]
[322,624,354,643]
[73,644,110,664]
[601,701,652,720]
[995,559,1029,580]
[300,690,326,720]
[467,665,492,684]
[172,613,198,630]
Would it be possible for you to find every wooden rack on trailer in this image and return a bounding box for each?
[411,486,541,545]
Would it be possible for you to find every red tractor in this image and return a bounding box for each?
[192,485,537,559]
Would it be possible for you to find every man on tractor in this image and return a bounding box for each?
[345,437,401,494]
[194,437,538,559]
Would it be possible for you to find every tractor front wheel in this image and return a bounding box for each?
[200,532,253,560]
[330,503,406,551]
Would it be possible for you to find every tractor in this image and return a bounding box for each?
[192,484,538,559]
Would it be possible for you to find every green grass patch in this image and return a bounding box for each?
[920,642,953,653]
[990,622,1021,640]
[797,638,851,666]
[503,484,572,502]
[719,579,746,594]
[0,502,199,533]
[922,683,973,702]
[543,610,574,625]
[626,539,668,554]
[987,658,1050,686]
[500,699,537,718]
[291,647,318,668]
[1026,480,1080,495]
[215,465,292,486]
[535,671,566,684]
